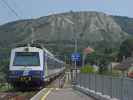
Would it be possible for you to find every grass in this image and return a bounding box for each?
[0,83,14,92]
[0,83,37,100]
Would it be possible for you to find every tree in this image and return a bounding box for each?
[85,50,112,74]
[98,56,110,74]
[119,37,133,61]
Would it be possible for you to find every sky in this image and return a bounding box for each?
[0,0,132,25]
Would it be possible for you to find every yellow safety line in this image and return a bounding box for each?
[41,88,53,100]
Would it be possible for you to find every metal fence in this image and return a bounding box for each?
[76,73,133,100]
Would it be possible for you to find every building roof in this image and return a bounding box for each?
[114,57,133,71]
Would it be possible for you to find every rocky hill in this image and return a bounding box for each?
[113,16,133,35]
[0,11,132,54]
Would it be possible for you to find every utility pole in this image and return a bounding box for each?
[27,22,35,46]
[82,52,85,67]
[30,26,34,44]
[74,38,78,81]
[74,38,78,69]
[59,15,78,82]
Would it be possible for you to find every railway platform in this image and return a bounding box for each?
[43,87,95,100]
[31,72,96,100]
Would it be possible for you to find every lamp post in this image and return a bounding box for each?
[58,15,77,81]
[82,52,86,67]
[74,38,78,81]
[74,38,78,69]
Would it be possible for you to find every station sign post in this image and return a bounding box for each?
[71,52,80,82]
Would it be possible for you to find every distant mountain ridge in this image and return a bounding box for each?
[0,11,132,53]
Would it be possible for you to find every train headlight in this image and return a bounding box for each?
[28,77,31,81]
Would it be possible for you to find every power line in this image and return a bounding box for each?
[11,0,22,17]
[0,0,20,18]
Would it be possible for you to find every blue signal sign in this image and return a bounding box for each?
[71,52,80,61]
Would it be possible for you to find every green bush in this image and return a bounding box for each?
[0,59,9,80]
[80,65,96,73]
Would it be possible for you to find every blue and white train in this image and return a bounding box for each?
[9,44,65,88]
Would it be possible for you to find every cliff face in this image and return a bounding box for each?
[0,11,130,50]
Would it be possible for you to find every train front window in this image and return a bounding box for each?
[13,52,40,66]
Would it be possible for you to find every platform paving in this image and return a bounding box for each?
[46,88,95,100]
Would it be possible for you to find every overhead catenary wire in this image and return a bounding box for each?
[11,0,22,17]
[0,0,36,47]
[0,0,20,18]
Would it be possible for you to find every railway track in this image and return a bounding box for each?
[0,73,65,100]
[0,91,37,100]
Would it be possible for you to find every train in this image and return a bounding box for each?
[8,44,65,89]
